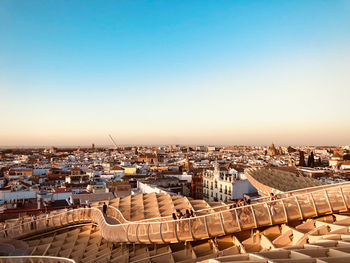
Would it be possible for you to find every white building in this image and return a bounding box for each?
[341,161,350,170]
[109,166,125,177]
[164,172,192,183]
[203,162,256,202]
[87,183,108,193]
[329,153,343,168]
[137,181,169,194]
[65,174,90,185]
[0,190,37,204]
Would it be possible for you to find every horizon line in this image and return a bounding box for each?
[0,144,348,149]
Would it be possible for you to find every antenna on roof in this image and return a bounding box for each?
[108,134,118,148]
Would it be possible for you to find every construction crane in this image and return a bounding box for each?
[108,134,118,148]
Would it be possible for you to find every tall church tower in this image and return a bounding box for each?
[214,160,220,179]
[185,154,192,171]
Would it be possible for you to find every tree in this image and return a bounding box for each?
[308,152,315,168]
[299,151,305,167]
[287,146,296,153]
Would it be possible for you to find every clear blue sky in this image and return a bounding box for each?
[1,0,350,146]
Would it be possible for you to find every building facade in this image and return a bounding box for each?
[203,162,256,202]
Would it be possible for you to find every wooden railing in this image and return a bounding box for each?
[1,182,350,244]
[0,256,76,263]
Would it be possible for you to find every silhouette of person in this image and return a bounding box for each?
[103,202,107,215]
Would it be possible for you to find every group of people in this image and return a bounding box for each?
[172,209,195,220]
[1,215,32,239]
[229,198,254,225]
[229,197,251,209]
[170,209,196,234]
[227,193,279,225]
[229,193,277,209]
[5,214,39,236]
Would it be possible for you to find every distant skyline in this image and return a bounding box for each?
[0,142,349,149]
[1,1,350,146]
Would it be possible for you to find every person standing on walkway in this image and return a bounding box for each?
[3,222,8,238]
[172,213,177,220]
[269,193,277,216]
[30,215,35,230]
[103,202,108,216]
[270,193,276,201]
[33,215,37,230]
[20,217,24,233]
[46,213,49,227]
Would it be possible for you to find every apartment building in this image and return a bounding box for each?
[203,162,256,202]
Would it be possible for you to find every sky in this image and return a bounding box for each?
[1,0,350,147]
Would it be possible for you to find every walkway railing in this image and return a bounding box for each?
[252,181,350,203]
[94,181,350,224]
[0,256,75,263]
[1,182,350,244]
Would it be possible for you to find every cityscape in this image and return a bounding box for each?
[1,1,350,263]
[1,144,350,262]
